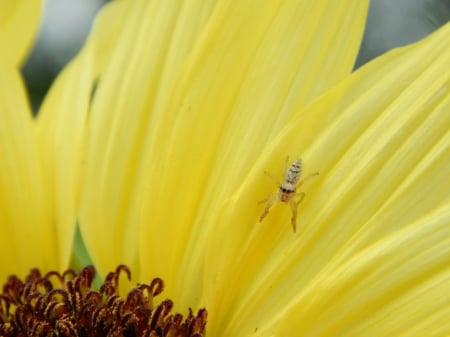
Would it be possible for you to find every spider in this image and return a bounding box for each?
[259,158,318,232]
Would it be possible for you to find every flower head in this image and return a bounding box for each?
[1,0,449,336]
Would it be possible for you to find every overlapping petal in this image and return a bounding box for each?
[0,0,61,283]
[205,23,450,336]
[0,59,56,281]
[0,0,42,65]
[72,0,368,312]
[77,0,221,279]
[35,0,132,276]
[3,0,447,335]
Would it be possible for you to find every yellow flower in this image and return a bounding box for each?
[1,0,449,336]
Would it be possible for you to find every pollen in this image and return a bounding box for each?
[0,265,207,337]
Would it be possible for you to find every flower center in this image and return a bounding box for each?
[0,265,207,336]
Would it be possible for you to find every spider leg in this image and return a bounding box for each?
[264,171,281,185]
[289,192,305,232]
[259,193,279,222]
[296,172,319,188]
[284,156,290,173]
[296,192,305,204]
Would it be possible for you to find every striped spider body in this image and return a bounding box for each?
[259,158,318,232]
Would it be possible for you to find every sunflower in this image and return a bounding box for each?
[1,0,449,336]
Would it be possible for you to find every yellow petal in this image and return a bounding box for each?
[278,207,450,336]
[0,58,56,280]
[0,0,42,65]
[35,0,131,272]
[74,0,368,312]
[77,0,220,280]
[149,0,369,310]
[205,23,450,335]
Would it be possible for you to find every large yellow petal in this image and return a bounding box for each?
[77,0,221,280]
[0,0,42,65]
[279,207,450,336]
[145,0,368,310]
[0,58,55,281]
[205,23,450,336]
[35,0,131,272]
[74,0,368,312]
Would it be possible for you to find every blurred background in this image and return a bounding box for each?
[22,0,108,112]
[22,0,450,112]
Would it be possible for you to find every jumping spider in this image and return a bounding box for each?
[259,158,318,232]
